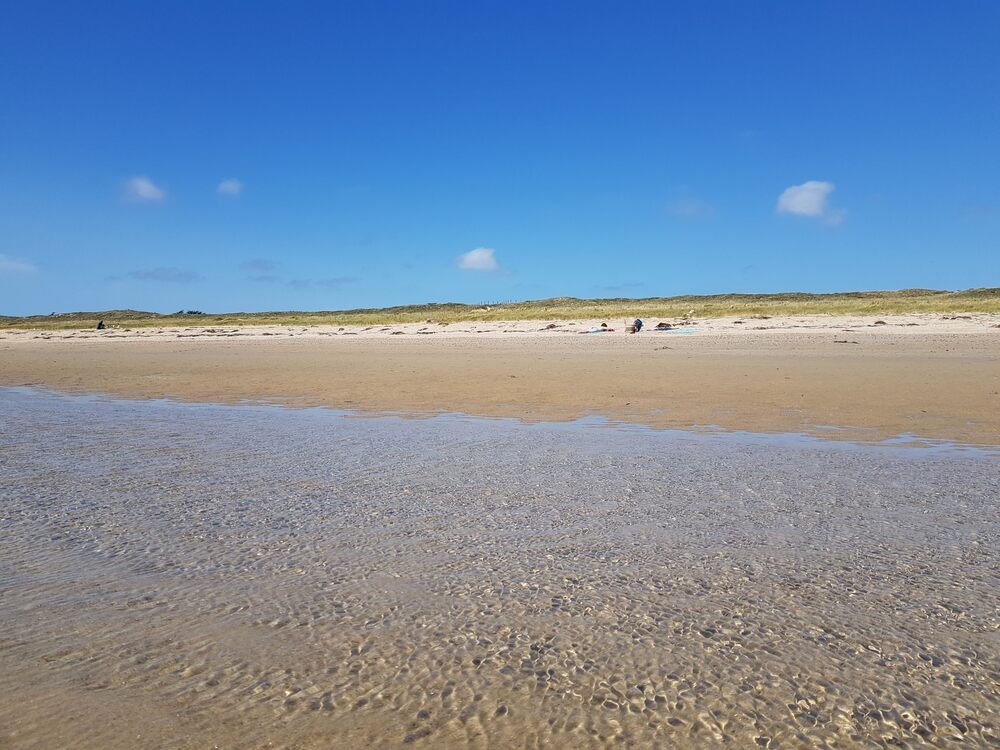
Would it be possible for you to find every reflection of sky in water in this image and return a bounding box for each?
[12,385,997,457]
[1,386,998,749]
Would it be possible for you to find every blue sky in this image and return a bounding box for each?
[2,1,998,315]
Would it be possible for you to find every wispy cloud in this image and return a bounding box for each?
[0,254,37,273]
[287,277,354,289]
[776,180,844,225]
[962,202,998,219]
[126,267,199,283]
[246,267,353,288]
[456,247,500,272]
[240,258,277,272]
[217,178,243,196]
[124,176,165,202]
[667,197,716,220]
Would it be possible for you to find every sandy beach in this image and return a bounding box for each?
[3,313,999,445]
[2,315,999,748]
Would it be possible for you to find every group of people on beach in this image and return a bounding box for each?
[588,319,690,334]
[588,319,644,334]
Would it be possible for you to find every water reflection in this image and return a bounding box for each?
[1,387,997,748]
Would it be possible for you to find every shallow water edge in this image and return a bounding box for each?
[1,387,997,748]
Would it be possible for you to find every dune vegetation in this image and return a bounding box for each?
[2,288,999,330]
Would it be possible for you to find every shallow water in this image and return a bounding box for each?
[1,388,997,749]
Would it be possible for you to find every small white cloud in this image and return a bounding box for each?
[776,180,842,223]
[0,254,37,273]
[217,178,243,196]
[457,247,500,272]
[125,176,165,202]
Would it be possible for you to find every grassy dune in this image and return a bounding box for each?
[3,288,999,330]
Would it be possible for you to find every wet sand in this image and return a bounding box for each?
[1,313,999,445]
[1,389,997,749]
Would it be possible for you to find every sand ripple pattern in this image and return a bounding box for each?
[0,388,998,749]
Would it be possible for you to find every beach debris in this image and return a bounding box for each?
[733,320,744,325]
[834,339,860,344]
[942,315,973,320]
[872,320,886,326]
[750,315,771,319]
[542,323,559,330]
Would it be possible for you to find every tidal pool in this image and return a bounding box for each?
[1,387,997,748]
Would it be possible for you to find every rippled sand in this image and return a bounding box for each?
[1,388,997,748]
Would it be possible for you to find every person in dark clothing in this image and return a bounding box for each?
[96,320,106,330]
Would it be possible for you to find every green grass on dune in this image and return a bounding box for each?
[3,288,999,330]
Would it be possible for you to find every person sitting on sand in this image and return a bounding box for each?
[627,318,643,334]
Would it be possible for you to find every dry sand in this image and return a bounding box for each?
[2,312,999,445]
